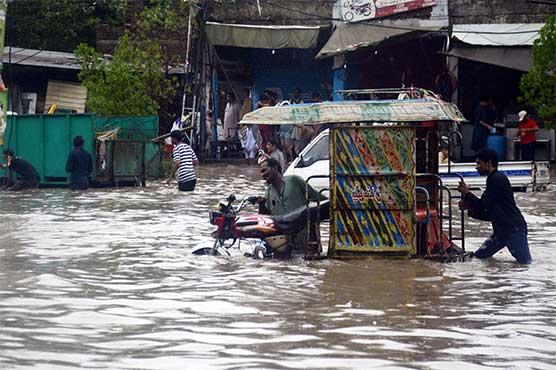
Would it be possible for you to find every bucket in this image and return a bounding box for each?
[486,134,506,161]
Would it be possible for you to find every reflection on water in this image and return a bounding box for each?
[1,163,555,369]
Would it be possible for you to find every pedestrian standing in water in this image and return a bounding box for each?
[457,148,531,264]
[167,130,198,191]
[515,110,539,161]
[1,148,40,191]
[66,136,93,190]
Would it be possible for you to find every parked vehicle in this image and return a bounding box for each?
[285,129,551,193]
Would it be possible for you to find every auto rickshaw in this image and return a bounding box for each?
[240,88,468,261]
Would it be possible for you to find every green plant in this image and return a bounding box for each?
[75,35,175,116]
[520,16,556,128]
[6,0,126,52]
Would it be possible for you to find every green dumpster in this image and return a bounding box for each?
[2,114,95,185]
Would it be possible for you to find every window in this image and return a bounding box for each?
[296,135,329,168]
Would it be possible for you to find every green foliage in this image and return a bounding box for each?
[137,0,193,66]
[520,16,556,127]
[6,0,126,52]
[75,35,175,116]
[74,1,195,116]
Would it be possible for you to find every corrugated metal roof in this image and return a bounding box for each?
[3,47,187,75]
[3,47,82,70]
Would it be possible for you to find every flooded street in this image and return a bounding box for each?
[1,163,556,370]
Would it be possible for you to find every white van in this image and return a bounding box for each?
[285,129,551,192]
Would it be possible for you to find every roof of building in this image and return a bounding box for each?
[3,47,83,70]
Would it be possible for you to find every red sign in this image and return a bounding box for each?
[341,0,437,22]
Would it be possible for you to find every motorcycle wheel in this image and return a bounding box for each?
[191,247,214,256]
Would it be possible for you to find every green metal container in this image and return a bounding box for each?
[3,114,96,185]
[96,116,160,179]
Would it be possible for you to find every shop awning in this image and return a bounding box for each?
[448,23,544,72]
[452,24,544,46]
[316,23,442,59]
[205,22,322,49]
[446,46,532,72]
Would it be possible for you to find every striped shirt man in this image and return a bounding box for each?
[167,130,198,191]
[173,143,197,182]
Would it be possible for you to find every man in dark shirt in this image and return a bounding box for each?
[66,136,93,190]
[471,98,494,152]
[457,148,531,264]
[1,148,40,191]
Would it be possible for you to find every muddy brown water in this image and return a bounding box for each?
[1,163,555,369]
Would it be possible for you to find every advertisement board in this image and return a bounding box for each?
[0,0,6,145]
[341,0,437,22]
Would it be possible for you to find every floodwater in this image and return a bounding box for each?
[1,163,556,370]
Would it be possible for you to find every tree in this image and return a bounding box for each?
[75,35,175,116]
[6,0,126,52]
[520,16,556,127]
[75,1,194,116]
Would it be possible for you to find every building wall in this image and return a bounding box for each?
[206,0,333,26]
[249,49,333,104]
[450,0,555,24]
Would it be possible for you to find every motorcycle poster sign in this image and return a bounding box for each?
[341,0,437,22]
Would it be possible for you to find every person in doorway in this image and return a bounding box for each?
[457,148,531,264]
[1,148,40,191]
[266,137,286,174]
[255,157,324,256]
[239,88,253,121]
[434,63,458,102]
[65,136,93,190]
[167,130,198,191]
[223,92,241,141]
[471,98,494,153]
[516,110,539,161]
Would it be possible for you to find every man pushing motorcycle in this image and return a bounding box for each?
[254,156,327,257]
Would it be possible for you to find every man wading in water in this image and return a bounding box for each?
[254,157,325,257]
[458,148,532,264]
[1,148,40,191]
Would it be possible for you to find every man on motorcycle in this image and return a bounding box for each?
[255,156,326,256]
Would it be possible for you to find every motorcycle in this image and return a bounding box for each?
[192,194,314,259]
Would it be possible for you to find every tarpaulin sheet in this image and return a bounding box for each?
[240,98,466,126]
[316,23,441,59]
[205,22,321,49]
[446,46,533,72]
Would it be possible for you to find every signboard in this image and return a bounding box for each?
[330,126,416,256]
[341,0,437,22]
[0,0,6,145]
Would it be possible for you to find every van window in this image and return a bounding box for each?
[296,135,329,168]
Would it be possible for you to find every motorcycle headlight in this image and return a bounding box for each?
[209,211,220,225]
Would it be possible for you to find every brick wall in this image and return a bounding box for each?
[450,0,555,24]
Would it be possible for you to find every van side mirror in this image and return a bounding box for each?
[296,154,305,168]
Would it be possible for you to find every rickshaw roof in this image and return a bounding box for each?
[240,97,467,126]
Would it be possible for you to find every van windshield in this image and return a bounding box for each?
[297,135,329,168]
